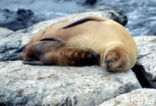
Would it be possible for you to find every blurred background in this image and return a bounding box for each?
[0,0,156,36]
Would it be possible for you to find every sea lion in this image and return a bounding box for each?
[8,16,138,72]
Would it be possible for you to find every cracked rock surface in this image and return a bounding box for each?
[0,61,141,106]
[99,89,156,106]
[134,36,156,87]
[99,88,156,106]
[0,32,32,60]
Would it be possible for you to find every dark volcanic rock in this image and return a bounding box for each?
[84,0,97,5]
[0,9,43,31]
[133,36,156,88]
[84,6,128,26]
[113,9,128,26]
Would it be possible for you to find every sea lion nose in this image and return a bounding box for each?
[105,61,114,69]
[104,59,114,70]
[104,54,117,70]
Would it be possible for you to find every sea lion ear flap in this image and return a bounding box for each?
[40,37,65,44]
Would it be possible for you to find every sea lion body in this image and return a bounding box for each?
[23,16,138,72]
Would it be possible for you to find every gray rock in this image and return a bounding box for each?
[0,32,32,60]
[134,36,156,87]
[0,8,41,31]
[99,88,156,106]
[0,61,141,106]
[0,27,13,37]
[134,36,156,57]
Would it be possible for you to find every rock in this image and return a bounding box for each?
[99,88,156,106]
[0,9,42,31]
[0,6,127,31]
[82,0,97,6]
[134,36,156,57]
[0,27,13,36]
[83,6,128,26]
[0,31,32,60]
[133,36,156,88]
[0,61,141,106]
[18,6,127,34]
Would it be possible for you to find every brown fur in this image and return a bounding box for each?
[23,39,98,66]
[23,16,138,72]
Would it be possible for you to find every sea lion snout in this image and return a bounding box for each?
[104,52,119,70]
[103,48,128,72]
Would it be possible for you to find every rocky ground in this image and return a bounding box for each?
[0,7,156,106]
[0,0,91,31]
[0,9,42,31]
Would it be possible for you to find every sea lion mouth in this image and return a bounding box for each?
[104,61,118,71]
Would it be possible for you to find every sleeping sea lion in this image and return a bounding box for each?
[7,16,138,72]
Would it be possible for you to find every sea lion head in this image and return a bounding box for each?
[100,45,132,72]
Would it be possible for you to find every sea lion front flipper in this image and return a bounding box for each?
[62,16,106,29]
[4,45,27,61]
[42,47,100,66]
[6,52,24,61]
